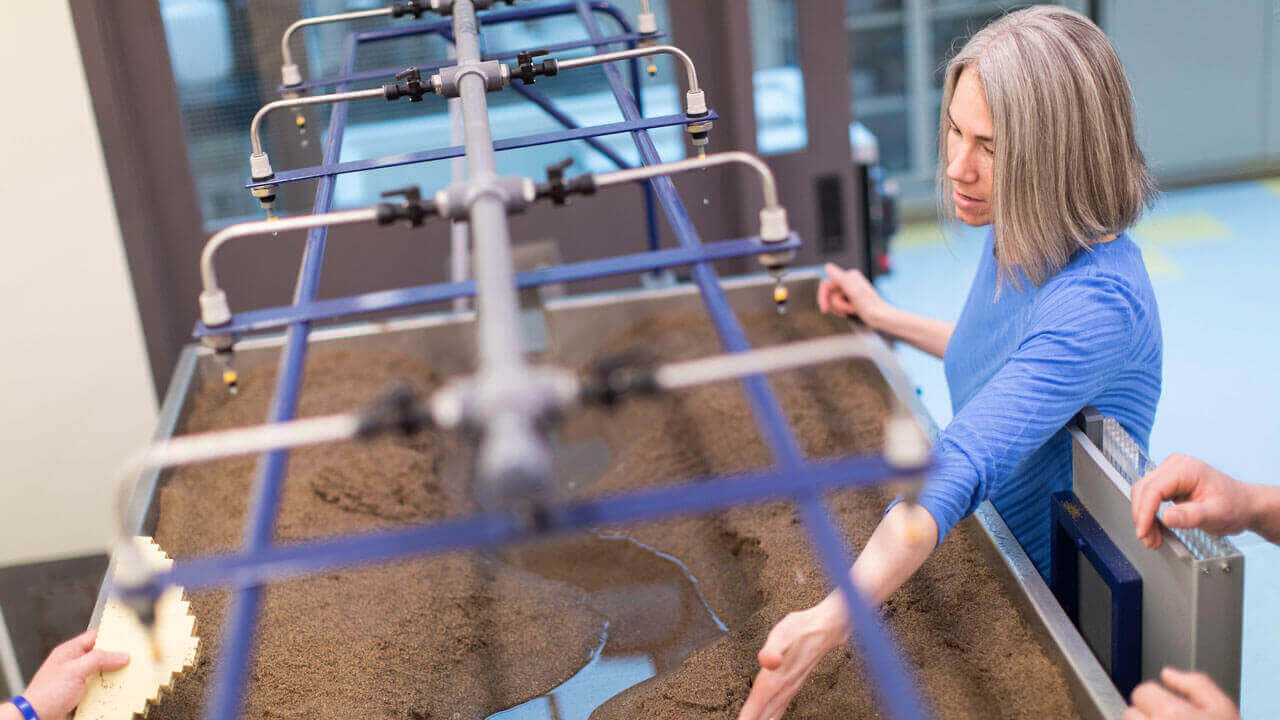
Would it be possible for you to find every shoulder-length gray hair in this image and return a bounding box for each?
[938,5,1156,287]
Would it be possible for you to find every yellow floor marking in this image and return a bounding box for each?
[1132,212,1230,246]
[894,222,947,249]
[1139,245,1180,278]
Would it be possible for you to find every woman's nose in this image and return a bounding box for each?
[947,147,978,185]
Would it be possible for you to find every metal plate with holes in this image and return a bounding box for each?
[1070,427,1244,701]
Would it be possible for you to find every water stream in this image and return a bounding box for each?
[484,534,728,720]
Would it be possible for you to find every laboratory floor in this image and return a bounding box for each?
[871,176,1280,716]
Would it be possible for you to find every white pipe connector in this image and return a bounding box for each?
[281,63,303,88]
[199,289,233,328]
[686,89,708,117]
[249,151,274,180]
[638,10,658,35]
[883,414,931,469]
[759,207,790,244]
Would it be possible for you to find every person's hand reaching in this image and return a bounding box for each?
[19,629,129,720]
[1131,454,1253,550]
[817,263,891,329]
[738,602,846,720]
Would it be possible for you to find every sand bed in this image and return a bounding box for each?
[145,309,1079,719]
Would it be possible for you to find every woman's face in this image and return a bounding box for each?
[945,68,995,227]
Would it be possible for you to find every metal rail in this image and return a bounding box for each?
[244,111,713,188]
[249,89,384,157]
[192,235,799,338]
[596,151,781,210]
[557,44,700,92]
[280,7,394,84]
[199,208,378,299]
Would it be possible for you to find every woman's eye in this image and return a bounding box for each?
[982,145,995,156]
[949,124,961,136]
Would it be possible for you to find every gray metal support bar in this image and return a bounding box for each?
[452,0,554,507]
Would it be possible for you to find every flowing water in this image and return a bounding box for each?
[484,534,728,720]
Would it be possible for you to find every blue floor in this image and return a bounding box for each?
[872,177,1280,715]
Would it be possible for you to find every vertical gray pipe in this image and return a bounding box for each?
[450,0,551,506]
[447,46,470,312]
[452,0,522,374]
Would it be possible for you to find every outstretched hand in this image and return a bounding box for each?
[21,629,129,720]
[738,604,846,720]
[817,263,890,329]
[1131,454,1252,550]
[1124,667,1239,720]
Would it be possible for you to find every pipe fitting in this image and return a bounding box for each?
[435,60,509,98]
[249,152,274,180]
[281,63,303,88]
[759,207,790,243]
[199,289,233,328]
[433,176,536,219]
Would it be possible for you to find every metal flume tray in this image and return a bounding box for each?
[101,270,1124,719]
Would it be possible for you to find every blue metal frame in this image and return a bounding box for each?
[130,450,917,597]
[1050,490,1143,698]
[245,110,714,187]
[282,31,658,94]
[193,234,796,338]
[184,3,935,718]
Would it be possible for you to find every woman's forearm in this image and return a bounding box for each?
[1247,484,1280,545]
[871,306,955,360]
[815,502,939,636]
[1,703,22,720]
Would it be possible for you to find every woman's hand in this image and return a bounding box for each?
[817,263,891,329]
[1123,667,1239,720]
[1131,454,1254,550]
[21,629,129,720]
[738,600,848,720]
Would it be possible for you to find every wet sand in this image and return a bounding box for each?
[145,309,1079,719]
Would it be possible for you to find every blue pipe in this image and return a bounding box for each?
[245,111,715,188]
[573,2,931,718]
[193,234,799,339]
[128,451,923,598]
[283,30,654,94]
[203,29,360,720]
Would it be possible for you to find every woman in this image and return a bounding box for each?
[739,6,1162,719]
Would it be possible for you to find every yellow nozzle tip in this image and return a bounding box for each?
[774,286,789,303]
[295,116,307,128]
[223,370,238,385]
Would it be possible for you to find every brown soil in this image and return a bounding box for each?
[147,310,1080,720]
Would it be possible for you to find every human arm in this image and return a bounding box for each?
[1124,667,1239,720]
[1131,454,1280,549]
[743,274,1139,719]
[818,263,954,359]
[738,502,938,720]
[12,630,129,720]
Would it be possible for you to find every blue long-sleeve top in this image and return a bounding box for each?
[918,230,1162,578]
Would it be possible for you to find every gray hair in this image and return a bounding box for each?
[938,5,1156,287]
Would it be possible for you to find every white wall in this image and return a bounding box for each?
[0,1,158,565]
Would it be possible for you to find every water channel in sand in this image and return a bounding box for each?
[485,534,729,720]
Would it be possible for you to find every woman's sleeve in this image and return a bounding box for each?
[916,274,1138,543]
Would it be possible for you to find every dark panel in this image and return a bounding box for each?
[0,555,110,681]
[69,0,205,398]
